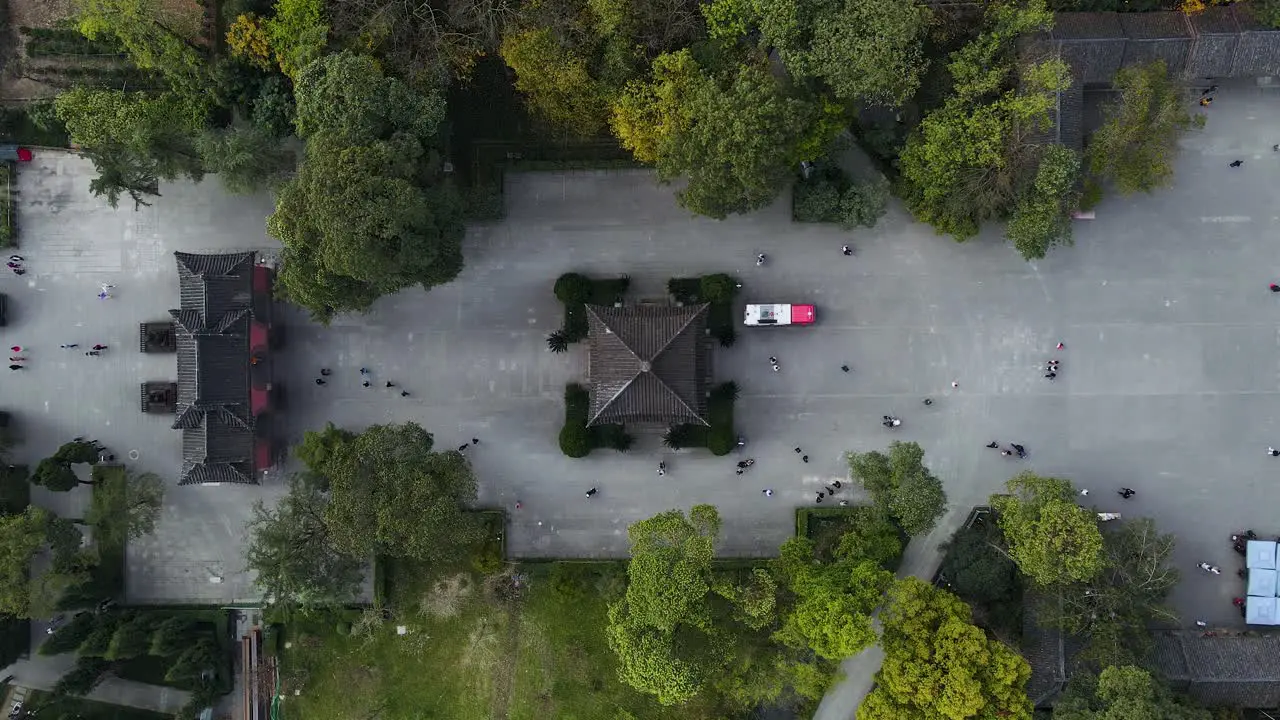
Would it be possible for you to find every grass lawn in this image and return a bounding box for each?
[26,690,173,720]
[280,560,719,720]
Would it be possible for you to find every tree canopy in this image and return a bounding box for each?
[246,472,365,609]
[84,469,165,541]
[612,49,834,219]
[990,471,1104,587]
[771,537,890,661]
[0,507,80,618]
[1037,517,1178,667]
[754,0,931,106]
[1085,60,1204,195]
[859,577,1033,720]
[897,0,1081,254]
[268,51,463,322]
[54,88,207,209]
[1053,665,1211,720]
[298,422,481,562]
[606,505,727,705]
[847,441,948,536]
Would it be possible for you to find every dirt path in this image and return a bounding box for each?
[488,595,526,719]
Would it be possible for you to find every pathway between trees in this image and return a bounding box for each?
[810,515,954,720]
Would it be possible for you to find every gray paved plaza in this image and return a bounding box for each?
[1,81,1277,654]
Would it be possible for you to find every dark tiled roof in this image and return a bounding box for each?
[170,252,259,485]
[1151,632,1280,708]
[586,304,710,427]
[1022,592,1068,708]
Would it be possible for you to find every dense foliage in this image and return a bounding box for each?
[990,471,1104,587]
[847,441,948,536]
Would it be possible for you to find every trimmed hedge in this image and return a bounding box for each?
[667,274,738,347]
[553,273,631,344]
[559,384,631,457]
[663,382,737,456]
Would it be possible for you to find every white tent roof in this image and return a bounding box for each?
[1247,540,1278,570]
[1247,596,1280,625]
[1249,568,1279,597]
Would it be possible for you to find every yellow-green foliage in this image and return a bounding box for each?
[226,13,274,70]
[500,28,609,137]
[266,0,329,79]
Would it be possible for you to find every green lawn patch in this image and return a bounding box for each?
[26,690,173,720]
[279,558,718,720]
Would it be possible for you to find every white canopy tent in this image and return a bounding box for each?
[1247,540,1277,570]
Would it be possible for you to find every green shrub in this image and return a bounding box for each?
[549,562,592,599]
[546,330,569,353]
[838,177,890,229]
[462,184,505,221]
[699,273,738,304]
[1248,0,1280,27]
[590,276,630,304]
[794,177,841,222]
[667,277,702,303]
[663,425,692,450]
[1080,177,1103,210]
[711,381,739,403]
[559,424,591,458]
[334,622,350,636]
[563,304,589,342]
[596,424,633,452]
[706,381,737,456]
[554,273,594,304]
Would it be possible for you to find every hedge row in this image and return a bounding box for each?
[666,274,738,347]
[663,382,738,456]
[559,383,633,457]
[553,273,631,344]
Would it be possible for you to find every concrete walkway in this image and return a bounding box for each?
[2,655,191,714]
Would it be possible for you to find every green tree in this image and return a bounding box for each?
[0,464,29,515]
[32,459,79,493]
[244,472,364,608]
[859,578,1032,720]
[897,0,1066,242]
[84,470,165,540]
[40,611,98,655]
[990,471,1104,587]
[270,52,462,322]
[55,89,207,210]
[165,639,218,685]
[755,0,931,105]
[938,522,1019,607]
[197,126,295,194]
[150,616,198,657]
[1086,60,1204,195]
[78,613,124,657]
[0,507,59,617]
[53,441,100,465]
[53,655,110,696]
[105,613,154,660]
[1007,144,1081,260]
[1038,517,1178,668]
[75,0,212,98]
[834,512,903,568]
[847,442,947,536]
[838,176,890,230]
[606,505,727,705]
[1054,665,1212,720]
[772,539,891,661]
[302,423,481,561]
[613,49,831,219]
[502,28,611,138]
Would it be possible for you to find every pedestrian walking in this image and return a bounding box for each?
[5,262,19,269]
[97,291,110,300]
[827,484,837,493]
[7,365,21,371]
[472,438,480,445]
[756,253,766,266]
[515,501,522,510]
[1195,620,1208,628]
[841,364,849,372]
[841,245,852,256]
[320,368,331,376]
[737,460,749,469]
[1119,487,1135,499]
[763,489,773,496]
[1057,342,1065,350]
[922,398,933,406]
[1080,488,1089,496]
[838,500,849,506]
[1012,443,1026,458]
[745,458,755,466]
[8,357,23,362]
[359,367,369,375]
[802,455,809,463]
[772,364,780,372]
[1045,371,1057,379]
[794,447,802,454]
[11,268,23,276]
[735,468,744,475]
[8,347,19,353]
[657,461,666,476]
[1230,159,1243,167]
[91,344,107,351]
[1001,450,1012,457]
[59,344,77,349]
[770,356,779,365]
[585,487,598,498]
[951,381,959,388]
[1274,144,1279,152]
[315,378,325,385]
[458,443,468,452]
[1200,97,1213,106]
[385,381,395,388]
[400,390,410,397]
[1271,284,1280,292]
[1269,446,1279,457]
[986,441,999,449]
[362,380,371,387]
